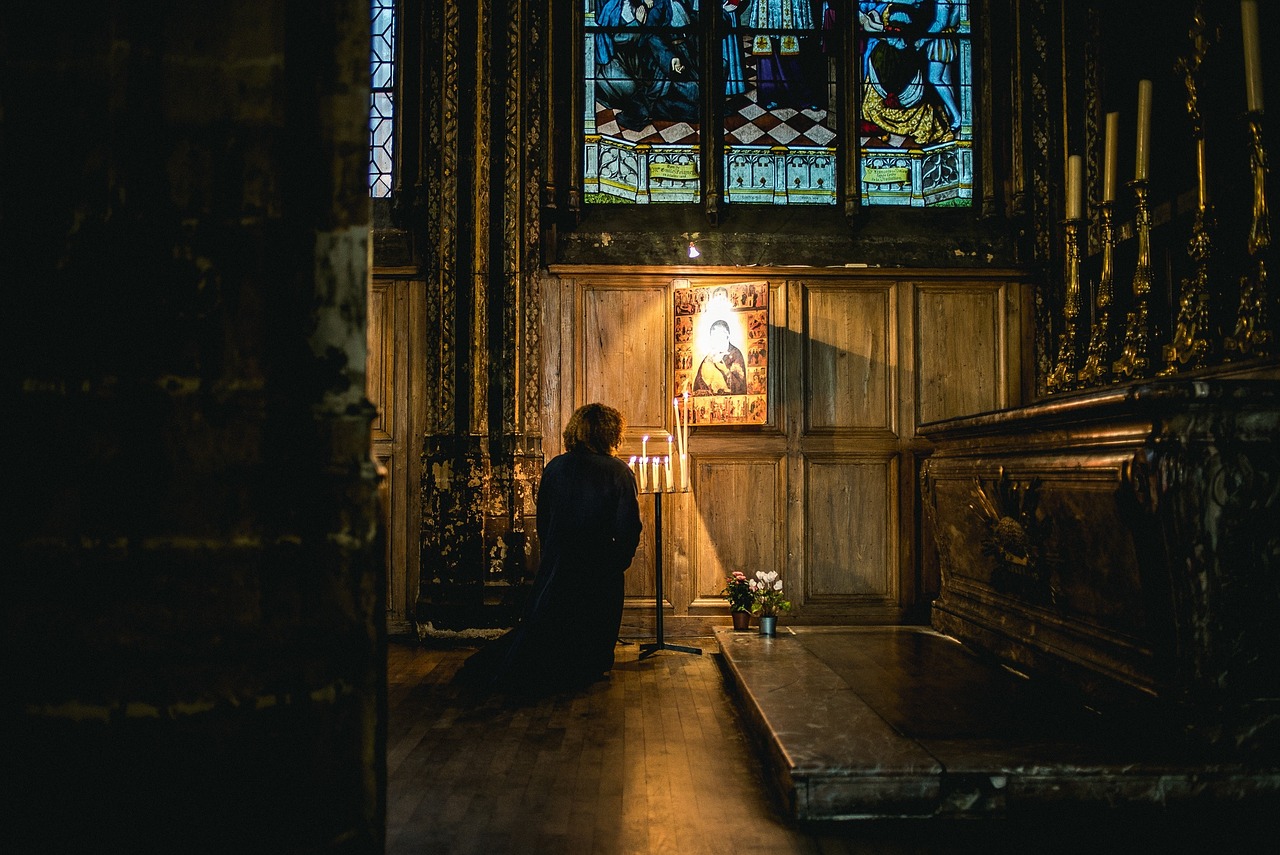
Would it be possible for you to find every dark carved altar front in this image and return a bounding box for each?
[921,376,1280,755]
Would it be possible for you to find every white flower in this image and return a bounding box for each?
[773,580,783,591]
[756,570,779,585]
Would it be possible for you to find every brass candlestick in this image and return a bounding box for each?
[1079,201,1118,386]
[1224,111,1272,358]
[1160,201,1215,374]
[1162,5,1215,375]
[1047,218,1085,393]
[1112,179,1157,380]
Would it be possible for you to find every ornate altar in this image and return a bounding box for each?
[921,375,1280,754]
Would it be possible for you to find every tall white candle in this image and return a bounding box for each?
[672,400,685,490]
[641,434,648,460]
[650,456,659,491]
[1243,0,1265,113]
[664,455,673,491]
[1135,80,1152,181]
[638,456,648,492]
[1066,154,1083,220]
[680,392,691,490]
[672,398,681,454]
[1103,111,1120,202]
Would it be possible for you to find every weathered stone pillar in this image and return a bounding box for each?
[408,0,546,633]
[2,1,384,850]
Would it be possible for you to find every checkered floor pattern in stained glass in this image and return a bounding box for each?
[594,86,837,149]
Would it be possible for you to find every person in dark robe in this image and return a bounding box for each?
[458,403,642,693]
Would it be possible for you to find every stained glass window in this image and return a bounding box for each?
[857,1,973,207]
[582,1,974,209]
[584,0,702,204]
[370,1,396,199]
[724,1,839,205]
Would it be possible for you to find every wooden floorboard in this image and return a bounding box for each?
[388,638,832,854]
[385,636,1270,855]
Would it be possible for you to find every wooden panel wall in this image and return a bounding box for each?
[582,285,670,428]
[368,272,426,636]
[914,284,1008,425]
[545,267,1028,631]
[805,285,894,433]
[692,456,786,602]
[804,455,898,602]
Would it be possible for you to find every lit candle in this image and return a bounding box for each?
[1135,79,1152,181]
[681,389,690,455]
[650,456,659,491]
[671,399,683,490]
[676,399,684,448]
[1103,111,1120,202]
[681,392,691,491]
[664,455,673,491]
[1066,154,1083,220]
[1243,0,1265,113]
[629,455,638,485]
[641,434,648,460]
[638,456,648,492]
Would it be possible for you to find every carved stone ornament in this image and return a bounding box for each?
[970,469,1054,605]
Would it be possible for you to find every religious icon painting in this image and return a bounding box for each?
[673,280,768,426]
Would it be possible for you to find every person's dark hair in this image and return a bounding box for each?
[562,403,624,454]
[710,319,730,334]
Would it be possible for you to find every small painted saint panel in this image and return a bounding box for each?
[857,1,973,207]
[723,1,839,205]
[674,281,769,426]
[584,0,702,204]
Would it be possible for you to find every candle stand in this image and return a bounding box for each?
[1224,111,1273,359]
[1161,201,1215,374]
[1113,179,1157,380]
[1047,217,1085,393]
[1079,201,1118,386]
[1162,7,1215,376]
[639,489,701,659]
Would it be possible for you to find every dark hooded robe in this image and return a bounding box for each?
[459,447,642,692]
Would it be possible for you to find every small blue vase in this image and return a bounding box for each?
[759,616,777,636]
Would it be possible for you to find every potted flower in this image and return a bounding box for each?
[720,571,754,630]
[749,570,791,636]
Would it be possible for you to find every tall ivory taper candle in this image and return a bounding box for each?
[1103,111,1120,202]
[1066,154,1083,220]
[671,398,681,454]
[1135,80,1153,181]
[1243,1,1265,113]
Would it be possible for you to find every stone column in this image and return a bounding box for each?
[3,1,384,849]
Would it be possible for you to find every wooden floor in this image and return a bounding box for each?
[386,637,1269,855]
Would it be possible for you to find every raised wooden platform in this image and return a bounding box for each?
[716,625,1280,821]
